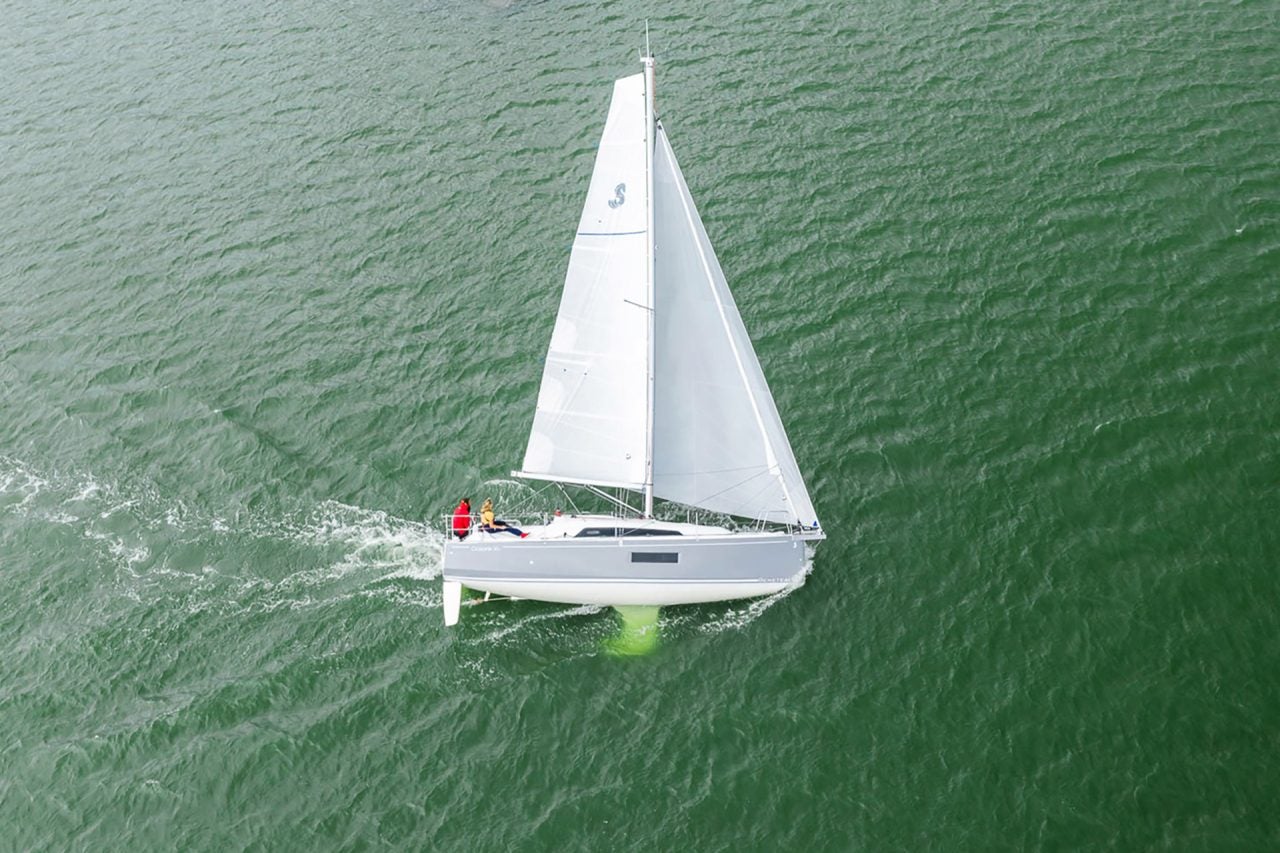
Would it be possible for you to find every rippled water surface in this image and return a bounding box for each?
[2,0,1278,848]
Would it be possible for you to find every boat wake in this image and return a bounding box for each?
[0,455,444,615]
[473,603,605,644]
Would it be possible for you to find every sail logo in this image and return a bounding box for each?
[607,183,626,209]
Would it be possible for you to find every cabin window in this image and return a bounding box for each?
[631,552,679,563]
[575,527,683,538]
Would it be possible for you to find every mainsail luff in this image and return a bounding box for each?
[642,55,657,518]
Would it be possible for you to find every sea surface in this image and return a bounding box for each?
[2,0,1278,848]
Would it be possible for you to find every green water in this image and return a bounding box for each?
[3,0,1278,848]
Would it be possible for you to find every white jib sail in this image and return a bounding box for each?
[651,122,819,527]
[519,73,651,489]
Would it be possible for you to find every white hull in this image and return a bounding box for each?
[463,578,791,607]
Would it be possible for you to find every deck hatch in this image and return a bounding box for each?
[576,527,683,538]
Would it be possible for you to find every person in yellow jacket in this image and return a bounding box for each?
[480,498,527,538]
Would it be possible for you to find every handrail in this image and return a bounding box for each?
[440,514,534,536]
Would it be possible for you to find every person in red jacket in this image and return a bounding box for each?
[451,497,472,540]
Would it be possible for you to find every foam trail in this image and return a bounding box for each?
[477,603,604,643]
[0,456,447,609]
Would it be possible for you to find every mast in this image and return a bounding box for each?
[642,51,657,518]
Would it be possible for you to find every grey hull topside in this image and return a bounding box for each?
[442,530,811,586]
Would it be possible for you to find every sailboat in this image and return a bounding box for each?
[441,53,824,626]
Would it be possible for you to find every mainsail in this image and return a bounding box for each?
[518,73,651,489]
[518,69,819,528]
